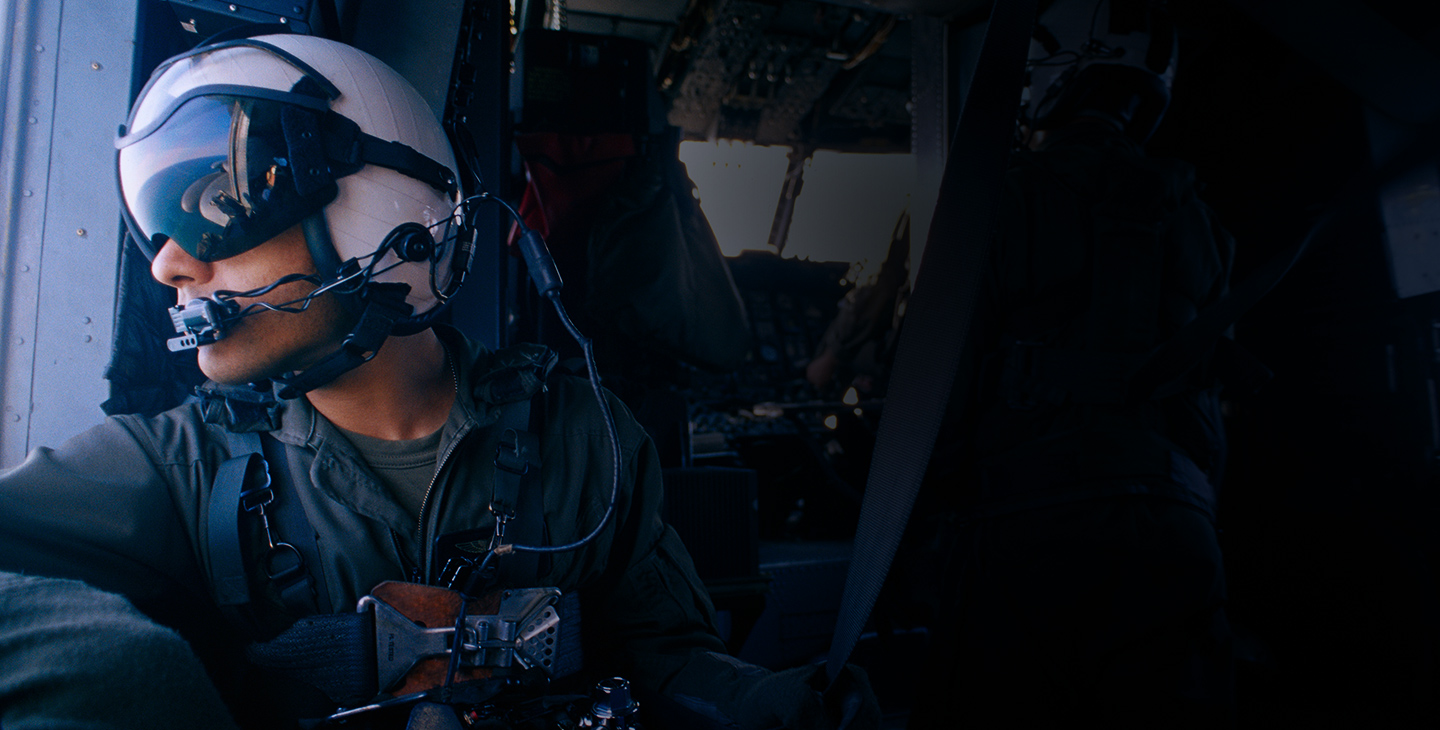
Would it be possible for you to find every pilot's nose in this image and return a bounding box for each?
[150,239,213,291]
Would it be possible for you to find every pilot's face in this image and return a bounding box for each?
[149,225,352,385]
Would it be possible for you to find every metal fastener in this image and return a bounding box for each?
[83,335,93,343]
[22,190,32,197]
[76,228,87,237]
[91,62,103,70]
[82,317,92,324]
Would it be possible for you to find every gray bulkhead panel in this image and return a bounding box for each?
[0,0,137,467]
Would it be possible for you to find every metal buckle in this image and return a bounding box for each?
[358,587,563,693]
[239,453,274,512]
[263,543,307,582]
[494,442,530,476]
[241,486,275,512]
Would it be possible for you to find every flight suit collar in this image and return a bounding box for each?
[261,325,558,536]
[196,326,559,539]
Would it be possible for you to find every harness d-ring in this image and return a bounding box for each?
[264,542,307,582]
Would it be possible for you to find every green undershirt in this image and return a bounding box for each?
[336,425,444,523]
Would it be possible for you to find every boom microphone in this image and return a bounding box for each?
[167,297,242,352]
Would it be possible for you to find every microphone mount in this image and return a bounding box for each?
[167,297,241,352]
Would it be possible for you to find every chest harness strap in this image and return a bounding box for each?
[490,388,548,584]
[211,431,329,616]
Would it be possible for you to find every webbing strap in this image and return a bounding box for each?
[318,110,459,196]
[824,0,1038,683]
[492,394,543,584]
[211,432,265,606]
[262,436,331,615]
[210,430,327,615]
[508,426,549,583]
[245,612,378,707]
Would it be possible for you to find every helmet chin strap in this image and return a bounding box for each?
[270,281,413,399]
[264,212,412,399]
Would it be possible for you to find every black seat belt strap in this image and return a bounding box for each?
[824,0,1038,683]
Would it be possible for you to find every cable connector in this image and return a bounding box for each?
[515,227,563,296]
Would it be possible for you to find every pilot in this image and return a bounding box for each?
[0,34,875,729]
[908,1,1236,726]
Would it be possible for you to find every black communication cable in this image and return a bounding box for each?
[472,191,624,559]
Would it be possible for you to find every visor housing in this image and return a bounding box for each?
[118,92,339,262]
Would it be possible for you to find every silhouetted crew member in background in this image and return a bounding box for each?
[909,1,1236,726]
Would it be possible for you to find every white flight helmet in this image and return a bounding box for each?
[117,33,466,329]
[1024,0,1178,142]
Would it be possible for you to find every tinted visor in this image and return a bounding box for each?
[118,94,336,262]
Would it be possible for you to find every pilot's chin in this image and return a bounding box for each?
[196,345,266,386]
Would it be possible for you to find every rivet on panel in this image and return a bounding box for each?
[20,265,30,273]
[76,228,87,237]
[28,117,37,124]
[22,190,32,197]
[82,317,92,324]
[35,45,44,52]
[83,335,93,343]
[10,415,20,423]
[91,62,103,71]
